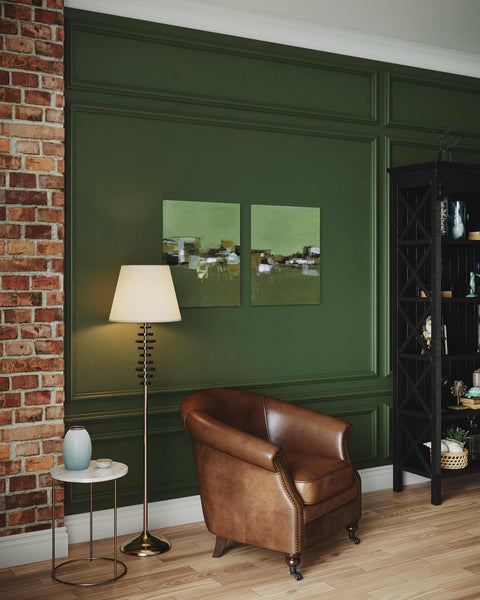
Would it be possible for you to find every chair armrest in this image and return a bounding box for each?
[265,396,353,461]
[184,410,280,472]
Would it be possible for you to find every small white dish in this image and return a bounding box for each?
[95,458,112,469]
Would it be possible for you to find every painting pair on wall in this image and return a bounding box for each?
[163,200,320,307]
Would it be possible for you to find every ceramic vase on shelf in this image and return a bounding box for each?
[62,425,92,470]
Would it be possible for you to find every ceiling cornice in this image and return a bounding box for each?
[65,0,480,79]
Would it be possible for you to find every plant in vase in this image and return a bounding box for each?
[435,126,459,162]
[445,425,469,448]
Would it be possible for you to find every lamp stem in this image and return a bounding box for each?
[120,323,170,556]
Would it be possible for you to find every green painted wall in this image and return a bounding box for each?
[65,8,480,514]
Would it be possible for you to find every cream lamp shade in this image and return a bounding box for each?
[109,265,181,323]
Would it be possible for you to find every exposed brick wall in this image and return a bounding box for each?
[0,0,65,536]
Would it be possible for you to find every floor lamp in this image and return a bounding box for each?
[109,265,181,556]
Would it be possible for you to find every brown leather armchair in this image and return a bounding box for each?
[181,388,361,580]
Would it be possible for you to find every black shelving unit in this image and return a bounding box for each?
[389,161,480,505]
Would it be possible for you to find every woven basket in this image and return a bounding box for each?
[430,448,468,469]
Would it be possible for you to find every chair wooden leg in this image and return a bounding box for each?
[285,553,303,580]
[346,522,360,545]
[212,536,227,558]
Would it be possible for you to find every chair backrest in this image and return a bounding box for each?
[180,388,269,440]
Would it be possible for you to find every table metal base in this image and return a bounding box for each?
[52,556,127,586]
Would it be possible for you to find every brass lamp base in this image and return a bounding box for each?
[121,531,170,557]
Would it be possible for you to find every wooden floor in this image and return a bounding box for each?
[3,476,480,600]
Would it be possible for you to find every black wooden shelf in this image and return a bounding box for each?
[389,160,480,505]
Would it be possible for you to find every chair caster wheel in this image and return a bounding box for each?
[352,537,360,545]
[289,566,303,580]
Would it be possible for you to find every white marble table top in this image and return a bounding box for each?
[50,461,128,483]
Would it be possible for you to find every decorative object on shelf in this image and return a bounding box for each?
[163,200,240,307]
[467,272,478,297]
[467,417,480,461]
[446,200,467,240]
[473,369,480,387]
[420,316,432,354]
[435,126,459,162]
[62,426,92,471]
[469,231,480,240]
[459,387,480,409]
[109,265,181,557]
[95,458,113,469]
[449,380,468,411]
[445,425,469,447]
[419,290,452,299]
[424,427,469,470]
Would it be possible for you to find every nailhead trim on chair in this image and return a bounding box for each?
[273,453,305,553]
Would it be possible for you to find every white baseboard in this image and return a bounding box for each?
[1,465,429,567]
[0,527,68,569]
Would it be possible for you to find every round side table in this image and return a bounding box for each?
[50,461,128,586]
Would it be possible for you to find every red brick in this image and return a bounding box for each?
[0,444,9,460]
[55,93,64,108]
[51,258,63,272]
[8,207,35,221]
[8,509,35,525]
[0,206,4,219]
[37,505,63,521]
[35,340,62,354]
[6,341,34,356]
[38,174,63,189]
[20,22,51,40]
[7,241,35,255]
[25,523,51,533]
[46,405,62,419]
[1,423,63,442]
[6,36,33,53]
[0,326,17,340]
[55,389,64,404]
[37,242,63,255]
[0,292,41,307]
[3,309,32,323]
[0,251,42,272]
[41,75,63,91]
[42,142,63,157]
[47,292,63,305]
[0,378,9,392]
[9,475,36,491]
[15,105,43,121]
[12,374,39,389]
[26,156,54,171]
[16,407,43,423]
[6,491,47,509]
[42,439,62,453]
[0,410,13,425]
[38,473,51,487]
[26,455,54,472]
[0,155,21,170]
[24,390,51,405]
[42,374,63,387]
[37,209,63,223]
[1,122,63,140]
[2,276,30,290]
[0,137,10,152]
[0,528,20,535]
[21,324,51,338]
[15,442,40,457]
[0,460,21,475]
[45,108,63,123]
[0,19,18,35]
[54,487,64,503]
[24,90,51,106]
[5,190,47,205]
[0,224,20,238]
[9,173,36,188]
[0,356,63,375]
[47,0,63,8]
[35,40,62,59]
[0,86,21,103]
[0,480,4,495]
[55,27,64,42]
[15,140,40,154]
[0,105,13,119]
[24,224,51,238]
[12,72,38,87]
[0,70,8,84]
[0,52,63,75]
[32,276,59,290]
[57,159,64,174]
[4,4,32,20]
[35,308,62,321]
[0,392,21,407]
[35,9,63,25]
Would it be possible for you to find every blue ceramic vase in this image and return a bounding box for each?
[62,426,92,470]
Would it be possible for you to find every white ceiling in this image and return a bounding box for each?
[66,0,480,77]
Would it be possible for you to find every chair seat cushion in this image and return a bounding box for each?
[285,452,354,505]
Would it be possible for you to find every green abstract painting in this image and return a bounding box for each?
[163,200,240,307]
[251,205,320,305]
